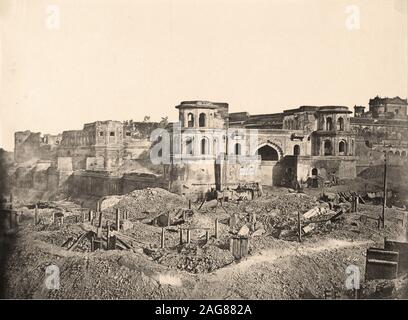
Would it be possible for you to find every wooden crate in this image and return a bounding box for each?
[230,236,249,259]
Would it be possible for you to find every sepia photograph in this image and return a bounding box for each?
[0,0,407,309]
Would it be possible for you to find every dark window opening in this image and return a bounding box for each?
[339,141,347,155]
[337,117,344,131]
[185,138,193,155]
[99,132,104,136]
[235,143,241,156]
[199,113,206,127]
[110,132,115,137]
[326,117,333,131]
[293,145,300,156]
[312,168,318,176]
[126,132,131,137]
[324,140,333,156]
[201,138,208,155]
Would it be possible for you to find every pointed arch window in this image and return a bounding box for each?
[199,113,206,127]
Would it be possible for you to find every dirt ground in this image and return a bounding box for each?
[2,182,408,299]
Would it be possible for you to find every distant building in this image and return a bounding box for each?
[14,121,160,171]
[368,96,407,119]
[353,106,366,117]
[350,96,408,173]
[13,95,408,198]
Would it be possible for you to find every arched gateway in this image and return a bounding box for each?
[255,143,282,186]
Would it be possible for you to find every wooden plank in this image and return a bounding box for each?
[366,247,399,262]
[62,237,74,248]
[330,209,344,222]
[114,242,128,250]
[198,198,206,210]
[365,259,398,280]
[109,235,117,250]
[302,223,315,234]
[303,207,319,219]
[240,237,249,257]
[384,239,408,275]
[68,232,88,251]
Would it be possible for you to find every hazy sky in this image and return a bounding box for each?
[0,0,407,151]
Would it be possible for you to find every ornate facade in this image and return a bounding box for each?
[165,101,358,195]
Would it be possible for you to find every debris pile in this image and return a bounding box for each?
[242,193,318,216]
[5,175,408,299]
[234,193,318,239]
[104,188,187,220]
[147,243,235,273]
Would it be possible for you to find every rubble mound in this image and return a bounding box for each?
[242,193,318,234]
[243,193,317,216]
[359,277,408,299]
[148,243,235,274]
[104,188,187,220]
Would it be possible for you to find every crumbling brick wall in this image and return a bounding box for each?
[14,131,42,163]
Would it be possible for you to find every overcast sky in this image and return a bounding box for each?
[0,0,407,151]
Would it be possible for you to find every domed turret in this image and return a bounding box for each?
[176,101,229,129]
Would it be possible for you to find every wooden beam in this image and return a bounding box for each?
[68,232,88,251]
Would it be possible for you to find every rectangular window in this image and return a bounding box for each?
[99,132,104,136]
[110,132,115,137]
[126,132,131,137]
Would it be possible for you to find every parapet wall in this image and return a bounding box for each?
[14,121,160,171]
[68,171,166,198]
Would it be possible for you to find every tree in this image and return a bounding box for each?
[143,116,151,122]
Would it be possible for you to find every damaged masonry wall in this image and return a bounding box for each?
[167,101,358,194]
[11,95,408,199]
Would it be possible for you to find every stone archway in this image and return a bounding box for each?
[255,141,283,159]
[255,143,281,186]
[257,145,279,161]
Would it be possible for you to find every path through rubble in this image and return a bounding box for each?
[189,238,372,299]
[218,238,371,273]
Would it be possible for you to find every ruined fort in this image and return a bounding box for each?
[2,0,408,303]
[10,96,408,201]
[2,96,408,299]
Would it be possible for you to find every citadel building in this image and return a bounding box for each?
[11,96,408,198]
[165,101,356,195]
